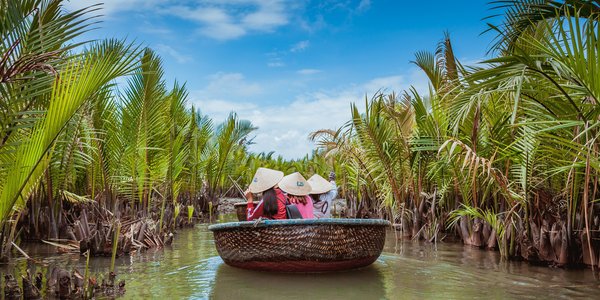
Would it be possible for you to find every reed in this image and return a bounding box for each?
[84,250,91,298]
[110,222,121,273]
[187,205,195,224]
[173,204,181,228]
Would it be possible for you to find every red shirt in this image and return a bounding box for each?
[247,188,287,220]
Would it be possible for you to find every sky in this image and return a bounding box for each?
[65,0,495,159]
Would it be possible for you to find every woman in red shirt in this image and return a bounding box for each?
[244,167,287,220]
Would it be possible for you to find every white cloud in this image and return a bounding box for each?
[297,69,322,75]
[63,0,160,17]
[167,6,247,40]
[68,0,372,41]
[290,40,310,52]
[363,71,429,96]
[265,40,310,68]
[242,1,288,31]
[357,0,372,12]
[249,92,357,158]
[177,6,230,23]
[200,23,247,40]
[299,15,326,33]
[191,99,258,122]
[363,75,405,93]
[154,44,192,63]
[188,69,429,159]
[192,92,355,159]
[192,72,263,111]
[267,59,285,68]
[206,72,262,95]
[66,0,292,40]
[171,1,290,40]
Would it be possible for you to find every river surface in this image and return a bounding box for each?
[2,217,600,299]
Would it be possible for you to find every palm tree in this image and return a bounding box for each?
[0,1,142,259]
[0,35,141,224]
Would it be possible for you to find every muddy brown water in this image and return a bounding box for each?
[2,216,599,299]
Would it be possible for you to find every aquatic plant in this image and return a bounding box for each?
[311,0,600,268]
[0,0,260,260]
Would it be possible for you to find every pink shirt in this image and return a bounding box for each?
[289,195,314,219]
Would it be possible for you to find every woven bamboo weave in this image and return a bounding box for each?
[209,219,389,272]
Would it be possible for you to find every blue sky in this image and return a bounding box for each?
[66,0,495,159]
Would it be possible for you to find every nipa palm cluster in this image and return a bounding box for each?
[0,0,266,260]
[312,0,600,268]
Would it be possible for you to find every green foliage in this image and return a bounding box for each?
[0,37,141,222]
[0,1,267,232]
[6,0,600,265]
[310,1,600,257]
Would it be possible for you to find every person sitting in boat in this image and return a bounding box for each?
[279,172,314,219]
[244,167,287,220]
[308,172,338,219]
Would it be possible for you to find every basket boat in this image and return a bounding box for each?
[208,219,390,272]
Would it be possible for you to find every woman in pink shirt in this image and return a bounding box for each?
[279,172,314,219]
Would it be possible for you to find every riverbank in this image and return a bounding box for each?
[3,197,599,299]
[2,222,598,299]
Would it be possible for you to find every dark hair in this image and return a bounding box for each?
[262,188,279,217]
[310,194,321,202]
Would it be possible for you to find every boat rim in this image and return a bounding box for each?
[208,218,391,231]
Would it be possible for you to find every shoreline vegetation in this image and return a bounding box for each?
[0,0,332,266]
[308,1,600,269]
[1,0,600,295]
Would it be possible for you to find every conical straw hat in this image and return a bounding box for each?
[308,174,332,194]
[248,167,284,193]
[279,172,312,196]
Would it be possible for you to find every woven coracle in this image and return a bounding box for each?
[208,219,390,272]
[233,203,248,221]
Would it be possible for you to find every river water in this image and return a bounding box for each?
[2,218,599,299]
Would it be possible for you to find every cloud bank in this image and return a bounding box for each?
[66,0,292,41]
[191,69,429,159]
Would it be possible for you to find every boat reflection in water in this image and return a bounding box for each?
[210,262,386,299]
